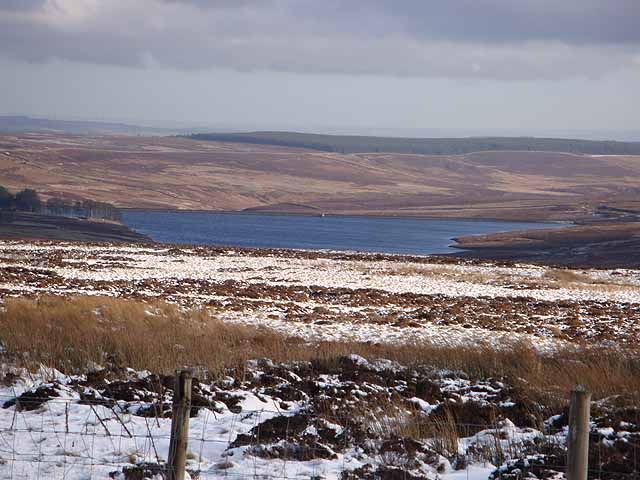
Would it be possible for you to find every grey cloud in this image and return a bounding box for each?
[368,0,640,45]
[0,0,639,79]
[283,0,640,45]
[0,0,45,10]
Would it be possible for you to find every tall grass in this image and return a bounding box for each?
[0,296,301,376]
[0,296,638,406]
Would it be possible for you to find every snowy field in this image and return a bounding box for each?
[0,240,639,478]
[1,240,639,349]
[0,357,618,480]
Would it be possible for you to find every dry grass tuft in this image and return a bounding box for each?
[422,409,460,458]
[542,268,639,292]
[542,269,589,285]
[382,262,640,293]
[0,296,639,405]
[0,296,293,376]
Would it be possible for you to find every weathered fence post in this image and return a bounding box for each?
[167,368,193,480]
[567,385,591,480]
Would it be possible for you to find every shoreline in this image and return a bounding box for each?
[451,221,640,268]
[0,211,151,244]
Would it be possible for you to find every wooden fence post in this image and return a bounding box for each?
[167,368,193,480]
[567,386,591,480]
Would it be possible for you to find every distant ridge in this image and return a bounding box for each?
[0,115,172,135]
[189,131,640,156]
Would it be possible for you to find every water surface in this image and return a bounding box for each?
[122,210,560,255]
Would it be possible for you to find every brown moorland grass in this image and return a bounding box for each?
[2,133,640,222]
[0,296,638,407]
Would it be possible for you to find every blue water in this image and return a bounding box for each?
[121,210,560,255]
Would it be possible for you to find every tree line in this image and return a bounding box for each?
[0,186,121,221]
[189,132,640,156]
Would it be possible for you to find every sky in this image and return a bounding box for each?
[1,0,639,137]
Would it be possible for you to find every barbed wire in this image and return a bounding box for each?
[0,391,637,479]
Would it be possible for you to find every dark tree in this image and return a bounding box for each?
[0,186,13,209]
[14,188,42,212]
[44,196,121,221]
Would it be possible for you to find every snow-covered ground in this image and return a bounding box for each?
[2,242,640,303]
[1,240,639,349]
[0,241,638,479]
[0,359,586,480]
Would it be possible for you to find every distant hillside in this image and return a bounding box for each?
[0,116,172,135]
[189,131,640,155]
[1,133,639,222]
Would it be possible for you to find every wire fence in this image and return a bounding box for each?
[0,389,638,480]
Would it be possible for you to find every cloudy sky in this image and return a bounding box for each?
[1,0,639,136]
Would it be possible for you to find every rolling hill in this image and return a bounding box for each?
[0,132,639,221]
[0,115,178,136]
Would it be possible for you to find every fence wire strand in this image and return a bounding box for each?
[0,392,637,479]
